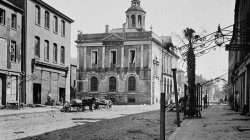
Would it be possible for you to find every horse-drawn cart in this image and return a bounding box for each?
[61,97,112,112]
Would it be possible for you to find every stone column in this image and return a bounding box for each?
[135,14,138,28]
[83,46,87,70]
[149,45,152,68]
[141,45,143,68]
[121,45,124,68]
[77,46,80,67]
[102,45,105,68]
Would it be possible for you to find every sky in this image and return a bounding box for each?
[43,0,235,80]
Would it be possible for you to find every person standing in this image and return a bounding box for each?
[203,95,208,108]
[235,91,239,112]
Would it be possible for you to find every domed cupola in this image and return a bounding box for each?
[126,0,146,29]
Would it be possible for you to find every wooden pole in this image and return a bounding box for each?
[200,85,202,111]
[172,68,180,127]
[184,84,187,116]
[160,92,165,140]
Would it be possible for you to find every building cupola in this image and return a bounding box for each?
[126,0,146,29]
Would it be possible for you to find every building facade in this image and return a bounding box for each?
[8,0,74,105]
[228,0,250,113]
[76,0,179,104]
[0,0,22,106]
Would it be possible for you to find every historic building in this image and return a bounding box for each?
[70,58,77,101]
[7,0,74,105]
[228,0,250,113]
[0,0,23,106]
[76,0,179,104]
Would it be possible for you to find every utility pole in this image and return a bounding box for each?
[172,68,180,127]
[160,92,165,140]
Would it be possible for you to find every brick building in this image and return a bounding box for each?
[228,0,250,113]
[7,0,74,105]
[0,0,22,106]
[76,0,179,104]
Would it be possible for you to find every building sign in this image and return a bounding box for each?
[225,44,250,51]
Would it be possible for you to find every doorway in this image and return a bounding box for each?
[59,88,65,103]
[33,84,41,104]
[0,75,6,105]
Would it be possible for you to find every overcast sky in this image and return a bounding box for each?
[43,0,235,80]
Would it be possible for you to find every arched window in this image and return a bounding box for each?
[35,5,40,25]
[131,15,136,28]
[128,76,136,91]
[138,15,142,27]
[91,76,98,91]
[109,76,116,91]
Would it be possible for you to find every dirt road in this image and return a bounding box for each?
[0,105,178,140]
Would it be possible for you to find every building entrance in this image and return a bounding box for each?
[33,84,41,104]
[59,88,65,103]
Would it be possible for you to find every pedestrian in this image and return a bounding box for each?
[235,91,239,112]
[203,95,208,108]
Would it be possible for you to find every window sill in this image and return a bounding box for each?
[35,23,41,27]
[53,61,57,64]
[60,63,65,66]
[44,27,50,31]
[11,27,17,31]
[35,56,40,60]
[0,23,6,27]
[10,61,18,64]
[44,59,49,62]
[53,31,58,34]
[61,35,65,38]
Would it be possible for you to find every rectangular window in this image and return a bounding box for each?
[110,51,116,65]
[10,40,16,62]
[91,51,98,68]
[129,50,135,67]
[91,51,98,64]
[53,43,57,62]
[45,11,50,29]
[44,40,49,60]
[35,6,40,25]
[35,37,40,58]
[61,20,65,36]
[11,14,17,29]
[0,8,5,25]
[53,16,58,33]
[60,46,65,64]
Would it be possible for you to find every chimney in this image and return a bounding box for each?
[123,23,126,32]
[105,25,109,33]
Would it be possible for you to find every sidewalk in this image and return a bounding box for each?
[0,106,62,117]
[168,105,250,140]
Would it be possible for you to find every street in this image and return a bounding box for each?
[0,105,177,140]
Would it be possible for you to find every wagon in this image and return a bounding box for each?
[61,97,96,112]
[94,98,113,109]
[61,99,83,112]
